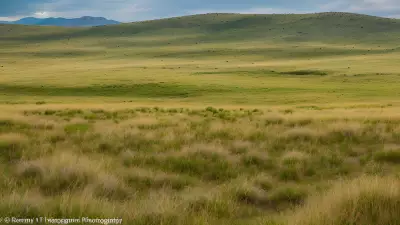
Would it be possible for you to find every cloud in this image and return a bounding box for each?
[0,0,52,17]
[0,0,151,21]
[34,11,49,18]
[0,16,24,22]
[37,0,151,21]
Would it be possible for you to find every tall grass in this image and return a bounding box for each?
[290,176,400,225]
[0,106,398,224]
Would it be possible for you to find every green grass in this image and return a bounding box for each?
[1,12,400,225]
[1,13,400,105]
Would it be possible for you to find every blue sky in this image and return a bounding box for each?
[0,0,399,22]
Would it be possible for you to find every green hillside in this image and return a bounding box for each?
[1,12,400,105]
[2,12,400,44]
[87,12,400,43]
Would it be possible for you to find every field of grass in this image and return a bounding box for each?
[1,12,400,224]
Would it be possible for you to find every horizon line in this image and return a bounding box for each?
[1,11,399,23]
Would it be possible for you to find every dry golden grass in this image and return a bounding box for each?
[0,133,29,144]
[0,106,399,224]
[290,176,400,225]
[15,152,105,195]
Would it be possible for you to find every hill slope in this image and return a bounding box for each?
[1,12,400,105]
[92,12,400,43]
[1,12,399,45]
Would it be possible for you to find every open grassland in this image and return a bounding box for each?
[2,105,400,224]
[1,12,400,224]
[1,13,400,105]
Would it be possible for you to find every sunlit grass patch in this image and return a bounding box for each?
[290,176,400,225]
[93,173,130,200]
[15,152,103,195]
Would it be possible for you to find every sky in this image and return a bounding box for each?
[0,0,399,22]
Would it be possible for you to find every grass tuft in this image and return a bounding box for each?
[0,133,29,161]
[290,176,400,225]
[16,152,100,195]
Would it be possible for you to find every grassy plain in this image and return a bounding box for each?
[1,12,400,224]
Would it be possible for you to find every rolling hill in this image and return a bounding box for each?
[0,12,400,104]
[1,12,399,45]
[0,16,120,27]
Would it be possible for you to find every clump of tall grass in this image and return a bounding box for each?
[15,152,102,195]
[289,176,400,225]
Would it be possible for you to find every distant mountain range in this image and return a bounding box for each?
[0,16,120,27]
